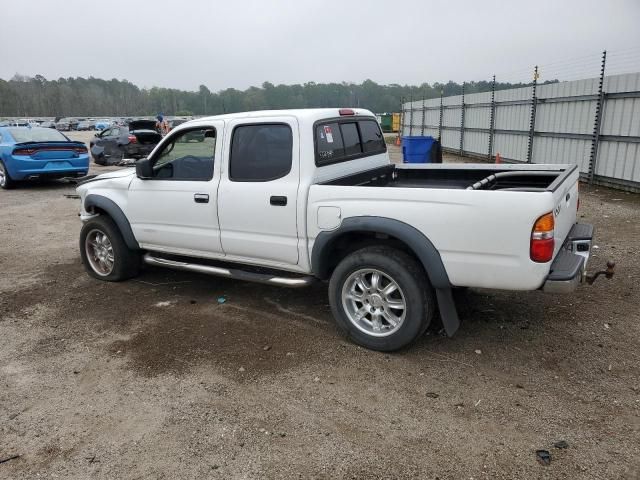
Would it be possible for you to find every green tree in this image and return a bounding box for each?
[0,74,556,118]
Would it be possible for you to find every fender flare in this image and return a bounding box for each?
[312,217,450,287]
[311,216,460,336]
[84,194,139,250]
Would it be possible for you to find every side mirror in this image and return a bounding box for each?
[136,157,153,179]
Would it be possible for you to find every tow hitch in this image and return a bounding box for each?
[585,261,616,285]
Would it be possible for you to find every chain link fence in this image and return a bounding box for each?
[401,50,640,192]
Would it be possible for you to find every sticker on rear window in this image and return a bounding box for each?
[324,125,334,143]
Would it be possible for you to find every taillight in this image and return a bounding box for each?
[13,148,36,156]
[128,135,137,144]
[530,212,555,262]
[14,145,87,155]
[339,108,355,116]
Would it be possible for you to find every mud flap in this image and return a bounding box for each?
[435,288,460,337]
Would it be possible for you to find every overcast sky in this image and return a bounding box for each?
[2,0,639,91]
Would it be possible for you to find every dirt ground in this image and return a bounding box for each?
[1,135,639,479]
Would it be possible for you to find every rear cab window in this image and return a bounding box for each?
[315,117,386,166]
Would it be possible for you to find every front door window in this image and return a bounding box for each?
[152,128,216,181]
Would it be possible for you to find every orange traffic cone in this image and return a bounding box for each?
[495,152,501,164]
[395,136,401,146]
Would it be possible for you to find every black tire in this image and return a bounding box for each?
[92,152,106,166]
[328,246,435,351]
[0,160,15,189]
[79,215,141,282]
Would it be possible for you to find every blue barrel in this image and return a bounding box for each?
[402,136,436,163]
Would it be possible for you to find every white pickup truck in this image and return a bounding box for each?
[76,108,612,351]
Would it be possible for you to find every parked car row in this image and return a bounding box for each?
[1,117,199,168]
[1,116,196,132]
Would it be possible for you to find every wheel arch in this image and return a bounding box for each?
[311,216,461,336]
[311,217,450,288]
[84,194,139,250]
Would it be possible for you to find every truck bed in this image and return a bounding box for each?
[309,162,580,291]
[321,163,575,192]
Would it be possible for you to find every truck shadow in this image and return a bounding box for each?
[9,261,572,382]
[104,268,560,379]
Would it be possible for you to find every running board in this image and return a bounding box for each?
[143,254,316,288]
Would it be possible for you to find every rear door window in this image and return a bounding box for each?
[230,124,292,181]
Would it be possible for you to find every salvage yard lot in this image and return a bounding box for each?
[1,143,639,478]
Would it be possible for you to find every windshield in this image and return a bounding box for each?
[8,127,68,143]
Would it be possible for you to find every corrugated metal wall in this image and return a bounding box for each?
[401,72,640,191]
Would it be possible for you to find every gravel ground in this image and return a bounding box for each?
[1,135,639,479]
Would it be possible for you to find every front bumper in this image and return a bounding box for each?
[542,223,593,293]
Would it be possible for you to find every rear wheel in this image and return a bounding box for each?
[0,161,15,189]
[329,246,435,351]
[80,215,141,281]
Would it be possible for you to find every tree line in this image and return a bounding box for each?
[0,74,555,118]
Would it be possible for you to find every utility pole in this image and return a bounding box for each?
[526,65,539,163]
[488,75,496,160]
[459,82,466,156]
[438,89,444,141]
[409,94,414,136]
[420,89,426,136]
[588,50,607,183]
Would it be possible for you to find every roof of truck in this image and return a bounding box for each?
[189,108,375,124]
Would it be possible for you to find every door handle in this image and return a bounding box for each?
[194,193,209,203]
[270,195,287,206]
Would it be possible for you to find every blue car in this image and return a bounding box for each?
[0,126,89,189]
[94,120,111,131]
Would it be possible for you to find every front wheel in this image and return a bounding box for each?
[329,246,435,351]
[80,215,141,281]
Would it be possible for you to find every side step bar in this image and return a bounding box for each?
[143,254,316,288]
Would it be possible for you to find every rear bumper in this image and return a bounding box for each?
[10,156,90,180]
[542,223,593,293]
[123,144,156,158]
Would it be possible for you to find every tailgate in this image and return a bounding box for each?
[549,165,580,257]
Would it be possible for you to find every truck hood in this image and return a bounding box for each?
[80,169,135,183]
[76,169,136,191]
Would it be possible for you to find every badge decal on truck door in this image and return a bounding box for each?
[324,125,334,143]
[554,203,562,217]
